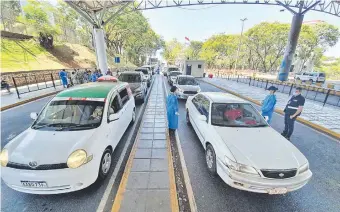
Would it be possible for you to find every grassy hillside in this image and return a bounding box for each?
[1,38,133,72]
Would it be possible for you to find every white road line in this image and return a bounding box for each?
[163,77,198,212]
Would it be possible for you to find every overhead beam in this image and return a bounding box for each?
[102,2,132,26]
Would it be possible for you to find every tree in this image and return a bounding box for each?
[162,39,184,65]
[246,22,290,72]
[186,41,203,60]
[0,0,21,31]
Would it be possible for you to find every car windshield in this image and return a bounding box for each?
[135,69,148,75]
[32,100,105,130]
[178,77,198,85]
[211,103,268,127]
[319,73,325,77]
[168,68,179,72]
[170,72,182,76]
[119,74,141,83]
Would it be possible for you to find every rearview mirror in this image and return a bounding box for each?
[198,115,207,122]
[30,112,38,120]
[109,113,119,122]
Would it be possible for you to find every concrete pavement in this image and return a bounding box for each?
[202,77,340,135]
[112,75,178,212]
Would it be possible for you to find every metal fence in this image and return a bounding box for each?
[221,75,340,107]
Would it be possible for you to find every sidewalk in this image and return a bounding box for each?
[112,75,177,212]
[1,83,64,109]
[202,78,340,134]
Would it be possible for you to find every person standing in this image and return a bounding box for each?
[261,86,278,124]
[167,86,179,131]
[59,69,68,88]
[282,87,305,141]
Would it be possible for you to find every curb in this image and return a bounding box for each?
[1,91,60,111]
[201,80,340,141]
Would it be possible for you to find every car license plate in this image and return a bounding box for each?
[268,188,287,195]
[21,181,47,188]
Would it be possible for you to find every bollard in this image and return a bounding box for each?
[289,83,294,96]
[51,74,56,89]
[265,80,269,90]
[12,77,20,99]
[43,74,48,88]
[35,75,39,90]
[323,89,331,106]
[249,77,252,86]
[237,75,239,83]
[24,76,30,92]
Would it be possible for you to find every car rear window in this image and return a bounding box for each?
[119,74,141,83]
[168,68,179,72]
[170,72,182,76]
[135,69,148,75]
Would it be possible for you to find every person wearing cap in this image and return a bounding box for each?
[282,87,305,141]
[261,86,278,124]
[167,86,179,131]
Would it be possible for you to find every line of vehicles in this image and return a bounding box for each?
[0,65,312,196]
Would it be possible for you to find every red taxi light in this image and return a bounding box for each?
[98,76,118,82]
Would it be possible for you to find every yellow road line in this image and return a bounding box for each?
[202,80,340,141]
[111,127,141,212]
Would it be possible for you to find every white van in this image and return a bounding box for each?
[294,72,326,83]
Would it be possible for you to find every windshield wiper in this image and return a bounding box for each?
[32,123,64,129]
[56,123,98,131]
[247,124,268,128]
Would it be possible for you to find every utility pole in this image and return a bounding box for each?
[234,18,247,71]
[277,0,321,81]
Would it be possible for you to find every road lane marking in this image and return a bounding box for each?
[201,80,340,142]
[1,95,53,114]
[163,77,196,212]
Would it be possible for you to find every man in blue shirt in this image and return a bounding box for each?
[282,87,305,141]
[261,86,278,124]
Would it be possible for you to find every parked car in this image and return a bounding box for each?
[166,66,180,77]
[185,92,312,194]
[0,82,136,194]
[294,72,326,83]
[118,71,147,103]
[135,68,151,87]
[142,65,155,75]
[168,71,182,85]
[173,75,201,99]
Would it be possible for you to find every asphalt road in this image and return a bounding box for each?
[166,79,340,212]
[1,97,142,212]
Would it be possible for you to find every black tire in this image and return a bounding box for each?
[131,108,136,123]
[205,144,217,175]
[186,110,191,126]
[98,148,112,181]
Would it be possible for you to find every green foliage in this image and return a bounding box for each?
[0,0,21,31]
[319,57,340,80]
[162,39,184,65]
[186,41,203,60]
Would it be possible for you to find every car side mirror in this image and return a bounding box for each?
[198,115,207,122]
[30,112,38,120]
[109,113,119,122]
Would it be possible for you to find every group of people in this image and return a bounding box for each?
[59,68,115,88]
[166,85,305,141]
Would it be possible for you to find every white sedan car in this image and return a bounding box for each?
[0,82,136,194]
[186,92,312,194]
[173,75,201,99]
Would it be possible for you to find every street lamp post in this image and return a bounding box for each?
[234,18,248,72]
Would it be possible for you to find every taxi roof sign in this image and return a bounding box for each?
[97,76,118,82]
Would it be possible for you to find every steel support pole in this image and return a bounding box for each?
[93,28,109,75]
[278,13,304,81]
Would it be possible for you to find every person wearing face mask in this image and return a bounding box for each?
[261,86,278,124]
[167,86,179,131]
[282,87,305,141]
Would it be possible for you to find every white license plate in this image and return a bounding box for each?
[21,181,47,188]
[268,187,287,195]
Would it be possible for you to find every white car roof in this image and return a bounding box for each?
[202,92,247,104]
[178,75,194,78]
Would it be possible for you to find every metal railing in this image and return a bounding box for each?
[220,75,340,107]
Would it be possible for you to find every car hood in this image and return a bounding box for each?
[177,85,200,92]
[214,126,307,170]
[6,128,96,164]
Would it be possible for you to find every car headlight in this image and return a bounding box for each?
[0,149,8,167]
[298,162,309,174]
[224,156,259,175]
[177,88,183,93]
[67,149,91,169]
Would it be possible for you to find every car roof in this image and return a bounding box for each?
[178,75,194,78]
[201,92,247,104]
[120,71,140,75]
[56,82,125,99]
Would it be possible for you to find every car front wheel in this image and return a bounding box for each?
[186,110,191,126]
[131,108,136,124]
[205,144,217,175]
[98,148,112,180]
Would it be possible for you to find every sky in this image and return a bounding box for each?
[142,3,340,57]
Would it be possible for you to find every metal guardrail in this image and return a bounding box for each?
[220,75,340,107]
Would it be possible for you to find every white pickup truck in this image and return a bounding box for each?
[294,72,326,83]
